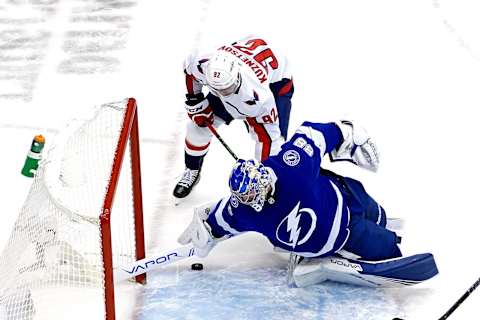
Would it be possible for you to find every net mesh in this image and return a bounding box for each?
[0,99,138,320]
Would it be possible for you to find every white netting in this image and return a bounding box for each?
[0,99,139,320]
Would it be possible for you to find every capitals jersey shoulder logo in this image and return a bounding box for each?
[244,90,259,105]
[275,201,317,248]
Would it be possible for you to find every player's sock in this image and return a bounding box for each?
[173,168,201,198]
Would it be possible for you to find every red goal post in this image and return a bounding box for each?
[101,97,146,319]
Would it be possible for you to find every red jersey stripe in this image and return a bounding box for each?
[246,118,272,161]
[185,73,196,94]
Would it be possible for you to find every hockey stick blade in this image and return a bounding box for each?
[114,245,195,282]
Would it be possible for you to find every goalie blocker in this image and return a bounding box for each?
[293,253,438,288]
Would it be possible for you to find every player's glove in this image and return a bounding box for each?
[177,202,228,258]
[330,120,379,172]
[184,93,214,127]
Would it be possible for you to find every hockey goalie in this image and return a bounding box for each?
[178,119,438,288]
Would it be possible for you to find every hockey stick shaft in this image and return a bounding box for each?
[206,122,238,160]
[438,276,480,320]
[114,245,195,282]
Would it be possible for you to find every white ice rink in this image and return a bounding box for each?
[2,1,480,319]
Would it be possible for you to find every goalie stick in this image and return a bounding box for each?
[114,244,195,282]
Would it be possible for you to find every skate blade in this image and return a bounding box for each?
[173,196,185,206]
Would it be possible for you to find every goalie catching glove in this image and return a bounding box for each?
[330,120,379,172]
[184,93,214,127]
[177,202,229,258]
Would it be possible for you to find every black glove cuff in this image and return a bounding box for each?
[185,92,205,106]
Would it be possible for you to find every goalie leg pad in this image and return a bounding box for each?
[293,253,438,288]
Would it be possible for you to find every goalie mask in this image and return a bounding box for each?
[228,159,275,212]
[206,51,242,97]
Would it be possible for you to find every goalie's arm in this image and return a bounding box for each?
[294,121,343,157]
[274,122,342,175]
[178,198,242,258]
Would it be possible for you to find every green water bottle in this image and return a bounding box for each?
[21,135,45,178]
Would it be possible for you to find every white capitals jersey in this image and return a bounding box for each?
[184,36,292,124]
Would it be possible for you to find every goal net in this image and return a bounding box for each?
[0,98,146,320]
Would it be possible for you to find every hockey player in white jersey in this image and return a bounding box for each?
[173,36,294,198]
[178,120,438,287]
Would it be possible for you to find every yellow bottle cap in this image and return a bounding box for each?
[34,135,45,143]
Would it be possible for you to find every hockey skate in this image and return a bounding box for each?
[173,168,201,199]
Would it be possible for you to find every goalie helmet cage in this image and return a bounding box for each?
[0,98,146,320]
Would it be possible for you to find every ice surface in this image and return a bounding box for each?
[138,267,404,320]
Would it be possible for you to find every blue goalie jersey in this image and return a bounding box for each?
[206,122,353,258]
